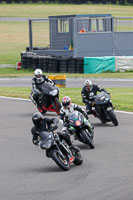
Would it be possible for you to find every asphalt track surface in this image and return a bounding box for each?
[1,97,133,200]
[0,77,133,88]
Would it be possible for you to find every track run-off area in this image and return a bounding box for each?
[0,96,133,200]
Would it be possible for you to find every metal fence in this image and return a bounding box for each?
[114,17,133,32]
[76,17,113,33]
[29,18,49,50]
[28,16,133,57]
[29,17,73,51]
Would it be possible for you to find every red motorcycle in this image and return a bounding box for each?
[29,82,61,115]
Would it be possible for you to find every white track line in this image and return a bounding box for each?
[0,96,31,102]
[0,96,133,115]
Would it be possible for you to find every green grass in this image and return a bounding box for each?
[0,22,29,64]
[0,87,133,112]
[1,68,133,78]
[1,3,133,64]
[1,4,133,18]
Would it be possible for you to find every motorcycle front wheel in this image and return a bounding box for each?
[51,151,70,171]
[81,130,95,149]
[108,109,118,126]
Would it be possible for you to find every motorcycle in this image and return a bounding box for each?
[38,126,83,171]
[29,82,61,115]
[67,111,95,149]
[91,91,118,126]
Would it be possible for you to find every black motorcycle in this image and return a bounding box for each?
[67,111,95,149]
[29,82,61,115]
[92,91,118,126]
[38,127,83,171]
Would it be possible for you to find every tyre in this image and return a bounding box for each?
[51,151,70,171]
[59,63,68,73]
[73,152,83,165]
[81,130,95,149]
[59,68,68,73]
[108,109,118,126]
[48,64,59,73]
[54,98,61,115]
[68,65,76,73]
[33,56,39,69]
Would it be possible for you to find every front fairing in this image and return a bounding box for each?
[40,131,54,149]
[95,92,111,106]
[41,82,59,97]
[94,93,114,122]
[68,111,85,132]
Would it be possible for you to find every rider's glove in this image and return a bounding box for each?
[63,122,69,127]
[84,113,89,120]
[91,101,95,106]
[32,138,39,146]
[50,124,58,131]
[84,99,89,104]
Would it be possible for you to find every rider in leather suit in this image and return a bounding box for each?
[81,79,108,114]
[31,112,80,153]
[31,69,54,108]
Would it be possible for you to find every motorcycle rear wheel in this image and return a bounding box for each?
[51,151,70,171]
[81,130,95,149]
[108,109,118,126]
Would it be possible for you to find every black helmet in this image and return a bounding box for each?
[32,112,43,126]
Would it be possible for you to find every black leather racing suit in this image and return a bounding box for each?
[31,117,74,147]
[81,84,108,114]
[31,75,54,105]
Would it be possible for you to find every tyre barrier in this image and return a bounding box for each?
[21,52,84,73]
[48,75,66,88]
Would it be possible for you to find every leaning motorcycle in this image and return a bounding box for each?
[37,127,83,171]
[91,91,118,126]
[67,111,95,149]
[29,82,61,115]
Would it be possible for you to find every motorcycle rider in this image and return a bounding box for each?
[31,68,54,110]
[31,112,80,155]
[81,79,108,114]
[59,96,94,143]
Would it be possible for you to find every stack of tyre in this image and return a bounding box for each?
[59,57,68,73]
[48,57,59,73]
[21,52,84,73]
[21,52,28,69]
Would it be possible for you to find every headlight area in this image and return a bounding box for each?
[41,140,53,149]
[49,89,58,96]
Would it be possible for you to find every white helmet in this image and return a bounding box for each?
[84,79,93,91]
[34,69,43,80]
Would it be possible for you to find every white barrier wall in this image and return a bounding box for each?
[115,56,133,71]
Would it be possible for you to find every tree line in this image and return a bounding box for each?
[0,0,133,5]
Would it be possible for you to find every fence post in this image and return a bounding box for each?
[112,17,115,56]
[29,19,33,51]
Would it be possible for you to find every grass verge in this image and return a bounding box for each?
[1,68,133,78]
[0,87,133,112]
